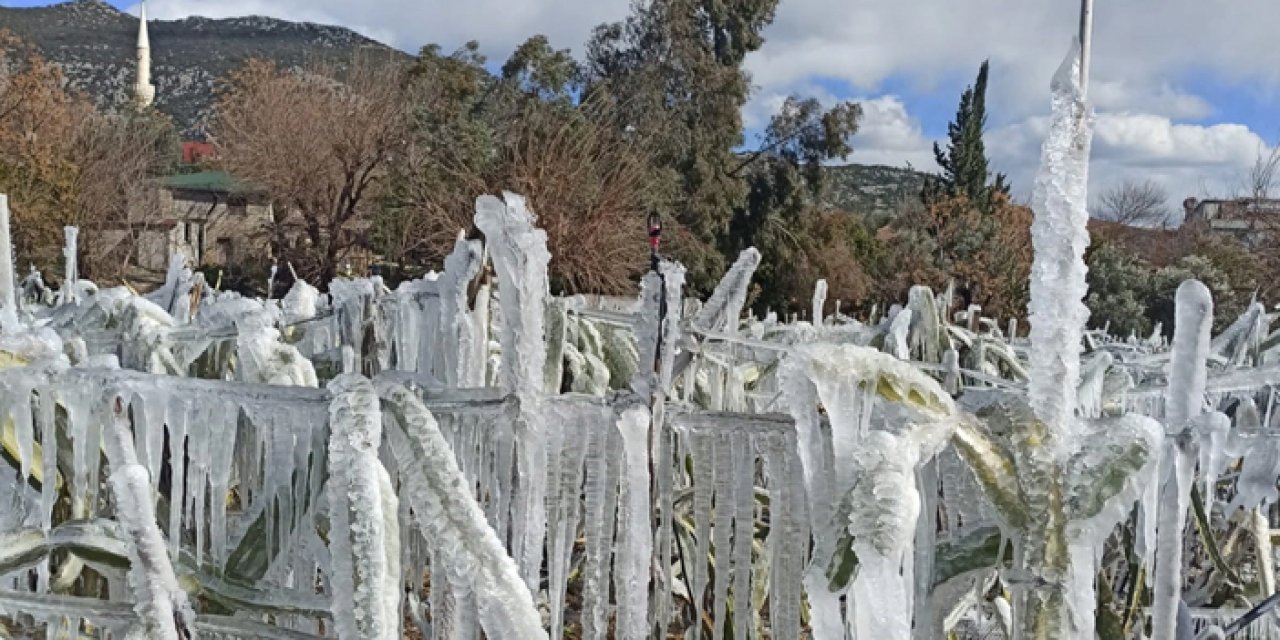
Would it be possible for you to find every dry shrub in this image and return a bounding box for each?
[211,55,410,283]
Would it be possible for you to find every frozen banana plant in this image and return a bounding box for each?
[948,40,1164,640]
[326,375,402,640]
[783,342,958,640]
[376,380,547,640]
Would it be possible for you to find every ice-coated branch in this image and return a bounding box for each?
[103,395,196,639]
[376,381,547,640]
[326,375,401,640]
[692,248,760,336]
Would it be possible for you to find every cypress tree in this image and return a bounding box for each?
[929,60,1009,208]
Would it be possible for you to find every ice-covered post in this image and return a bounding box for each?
[474,192,552,590]
[61,226,79,306]
[1151,280,1213,638]
[0,195,18,328]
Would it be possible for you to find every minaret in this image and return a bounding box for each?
[134,1,156,108]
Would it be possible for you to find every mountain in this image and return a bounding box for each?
[0,0,403,136]
[823,163,931,219]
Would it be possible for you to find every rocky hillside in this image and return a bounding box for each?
[0,0,402,135]
[824,163,931,218]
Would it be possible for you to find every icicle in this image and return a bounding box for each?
[613,405,652,640]
[690,430,715,640]
[726,435,753,639]
[207,401,237,565]
[711,433,734,638]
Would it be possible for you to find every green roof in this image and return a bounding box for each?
[161,170,257,194]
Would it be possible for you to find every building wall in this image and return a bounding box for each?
[157,188,274,267]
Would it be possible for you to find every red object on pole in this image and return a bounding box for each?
[647,212,662,253]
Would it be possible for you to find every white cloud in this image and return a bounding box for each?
[987,111,1272,210]
[848,96,935,169]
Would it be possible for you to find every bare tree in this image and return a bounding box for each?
[1244,143,1280,202]
[1094,179,1172,227]
[211,55,410,283]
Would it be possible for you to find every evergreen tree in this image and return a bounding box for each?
[929,60,1009,208]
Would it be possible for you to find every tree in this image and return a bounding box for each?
[582,0,776,291]
[721,96,863,313]
[1094,179,1171,227]
[0,33,176,280]
[211,55,410,284]
[379,39,661,294]
[929,60,1009,208]
[879,192,1032,319]
[584,1,864,295]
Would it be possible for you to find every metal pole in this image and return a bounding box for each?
[1079,0,1094,97]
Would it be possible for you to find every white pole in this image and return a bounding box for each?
[0,194,18,328]
[1079,0,1094,97]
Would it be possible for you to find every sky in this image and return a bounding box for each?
[7,0,1280,215]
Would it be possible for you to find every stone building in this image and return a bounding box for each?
[130,170,274,271]
[1182,197,1280,247]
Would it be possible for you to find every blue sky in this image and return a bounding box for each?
[7,0,1280,209]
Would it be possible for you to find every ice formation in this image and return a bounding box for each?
[474,192,551,591]
[326,375,401,639]
[1026,39,1093,442]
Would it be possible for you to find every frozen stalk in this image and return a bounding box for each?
[1152,280,1213,639]
[474,192,552,590]
[103,394,196,639]
[812,279,828,326]
[377,381,547,640]
[326,375,401,640]
[1026,40,1093,444]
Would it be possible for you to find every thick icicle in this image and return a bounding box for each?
[326,375,400,640]
[474,192,551,590]
[1026,39,1094,443]
[613,404,652,640]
